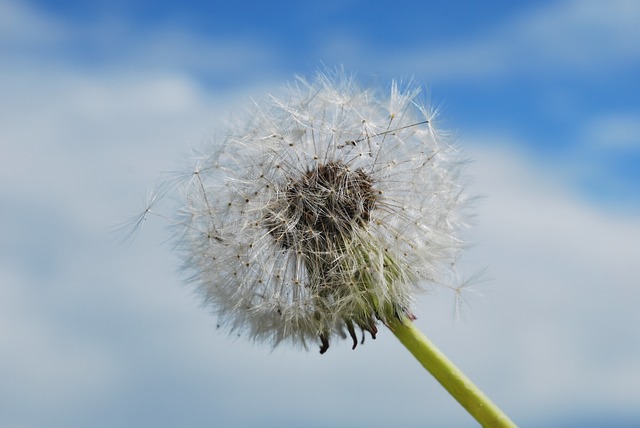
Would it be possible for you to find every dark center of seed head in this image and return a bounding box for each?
[267,160,377,249]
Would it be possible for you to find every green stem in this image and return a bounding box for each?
[388,317,517,427]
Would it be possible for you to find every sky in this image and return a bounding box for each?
[1,0,639,427]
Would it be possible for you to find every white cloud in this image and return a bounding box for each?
[135,29,275,76]
[0,0,67,46]
[582,113,640,149]
[461,141,640,420]
[0,0,277,81]
[505,0,640,66]
[390,0,640,80]
[0,68,224,235]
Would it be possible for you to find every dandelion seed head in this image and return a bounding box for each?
[171,70,470,353]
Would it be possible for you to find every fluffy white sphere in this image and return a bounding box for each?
[176,71,469,353]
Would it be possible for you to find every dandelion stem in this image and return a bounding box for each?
[388,317,516,427]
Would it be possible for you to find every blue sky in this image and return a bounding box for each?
[10,0,640,208]
[1,0,639,427]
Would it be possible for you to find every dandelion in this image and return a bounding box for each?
[131,70,515,426]
[179,71,465,353]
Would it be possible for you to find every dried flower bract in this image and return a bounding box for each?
[173,71,468,353]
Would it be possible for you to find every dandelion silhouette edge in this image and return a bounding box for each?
[162,71,469,353]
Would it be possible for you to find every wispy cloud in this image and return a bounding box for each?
[388,0,640,80]
[0,0,278,84]
[582,113,640,149]
[0,0,67,46]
